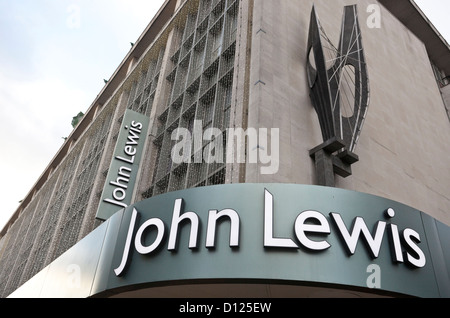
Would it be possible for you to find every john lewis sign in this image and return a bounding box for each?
[114,189,426,276]
[9,184,450,298]
[96,109,150,221]
[104,184,449,297]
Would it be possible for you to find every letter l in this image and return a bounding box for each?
[264,189,298,248]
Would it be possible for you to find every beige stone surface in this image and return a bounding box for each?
[245,0,450,225]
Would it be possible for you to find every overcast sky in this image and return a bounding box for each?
[0,1,449,231]
[0,0,165,230]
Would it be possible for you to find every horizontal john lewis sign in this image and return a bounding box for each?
[113,185,430,282]
[10,184,450,298]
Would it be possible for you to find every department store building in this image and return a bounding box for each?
[1,0,449,298]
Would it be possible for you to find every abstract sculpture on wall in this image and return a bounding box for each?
[307,5,370,187]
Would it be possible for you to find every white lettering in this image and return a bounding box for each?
[330,213,386,258]
[116,155,135,164]
[114,208,139,276]
[294,210,331,251]
[113,187,127,201]
[124,145,137,156]
[402,228,426,268]
[206,209,240,248]
[103,198,127,209]
[125,127,141,145]
[387,224,404,263]
[131,121,143,130]
[112,191,427,277]
[179,303,213,315]
[104,120,144,210]
[263,190,298,248]
[110,166,131,189]
[135,218,165,255]
[168,199,200,250]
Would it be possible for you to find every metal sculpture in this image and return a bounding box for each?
[307,5,370,186]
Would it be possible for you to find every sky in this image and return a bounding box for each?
[0,0,449,231]
[0,0,165,230]
[415,0,450,44]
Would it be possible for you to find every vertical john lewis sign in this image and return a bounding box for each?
[96,109,150,221]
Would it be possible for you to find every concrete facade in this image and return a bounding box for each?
[0,0,449,297]
[245,0,450,225]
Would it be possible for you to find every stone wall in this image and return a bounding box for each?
[244,0,450,225]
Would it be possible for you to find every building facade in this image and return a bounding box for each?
[1,0,450,298]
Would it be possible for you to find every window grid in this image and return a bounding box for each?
[144,0,238,198]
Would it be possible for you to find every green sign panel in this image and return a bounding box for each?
[10,184,450,298]
[96,109,150,221]
[100,184,449,297]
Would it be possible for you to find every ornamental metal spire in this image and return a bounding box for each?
[307,5,370,187]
